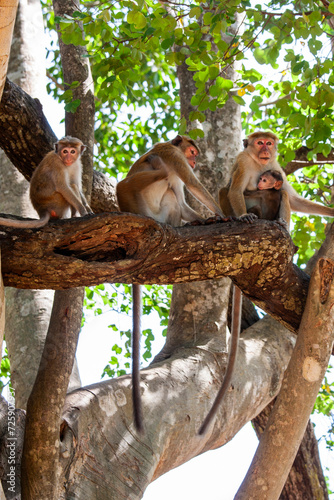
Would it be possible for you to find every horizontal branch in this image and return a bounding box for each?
[284,145,334,175]
[0,213,308,332]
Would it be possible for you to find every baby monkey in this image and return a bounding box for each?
[0,136,92,228]
[244,169,290,225]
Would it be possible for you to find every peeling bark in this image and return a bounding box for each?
[253,403,329,500]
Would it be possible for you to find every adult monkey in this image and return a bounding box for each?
[117,134,226,433]
[219,130,334,221]
[0,136,92,228]
[200,130,334,435]
[117,135,224,224]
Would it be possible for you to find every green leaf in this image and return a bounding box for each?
[232,95,245,105]
[127,11,147,29]
[189,6,201,19]
[64,99,81,113]
[188,128,204,139]
[253,48,266,65]
[209,66,220,80]
[179,117,187,135]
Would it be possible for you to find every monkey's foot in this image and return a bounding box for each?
[185,215,237,226]
[239,213,258,224]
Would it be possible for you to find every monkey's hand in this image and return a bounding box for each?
[239,213,258,224]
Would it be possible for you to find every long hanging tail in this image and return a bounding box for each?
[132,284,144,433]
[198,285,242,435]
[0,212,50,228]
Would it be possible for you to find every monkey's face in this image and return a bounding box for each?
[185,145,199,169]
[253,137,276,165]
[258,175,282,191]
[59,147,79,166]
[258,174,275,190]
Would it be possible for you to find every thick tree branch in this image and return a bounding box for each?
[21,288,85,500]
[0,213,308,332]
[253,401,329,499]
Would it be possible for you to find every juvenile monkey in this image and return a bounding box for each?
[117,135,226,433]
[244,169,290,226]
[0,136,92,228]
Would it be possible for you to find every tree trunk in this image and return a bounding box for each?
[0,251,4,366]
[253,402,329,500]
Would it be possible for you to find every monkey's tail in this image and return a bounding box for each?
[284,183,334,217]
[0,213,50,228]
[198,285,242,436]
[132,284,145,434]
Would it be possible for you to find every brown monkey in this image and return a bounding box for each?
[201,128,334,434]
[219,130,334,221]
[117,135,226,433]
[244,169,290,226]
[0,136,92,229]
[117,135,225,226]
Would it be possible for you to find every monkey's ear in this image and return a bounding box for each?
[81,144,87,154]
[243,139,248,149]
[54,142,59,153]
[275,181,283,190]
[171,135,183,146]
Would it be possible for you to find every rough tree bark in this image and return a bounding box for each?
[0,216,307,330]
[21,289,85,500]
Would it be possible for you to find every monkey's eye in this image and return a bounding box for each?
[257,141,264,145]
[70,149,76,154]
[267,141,273,146]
